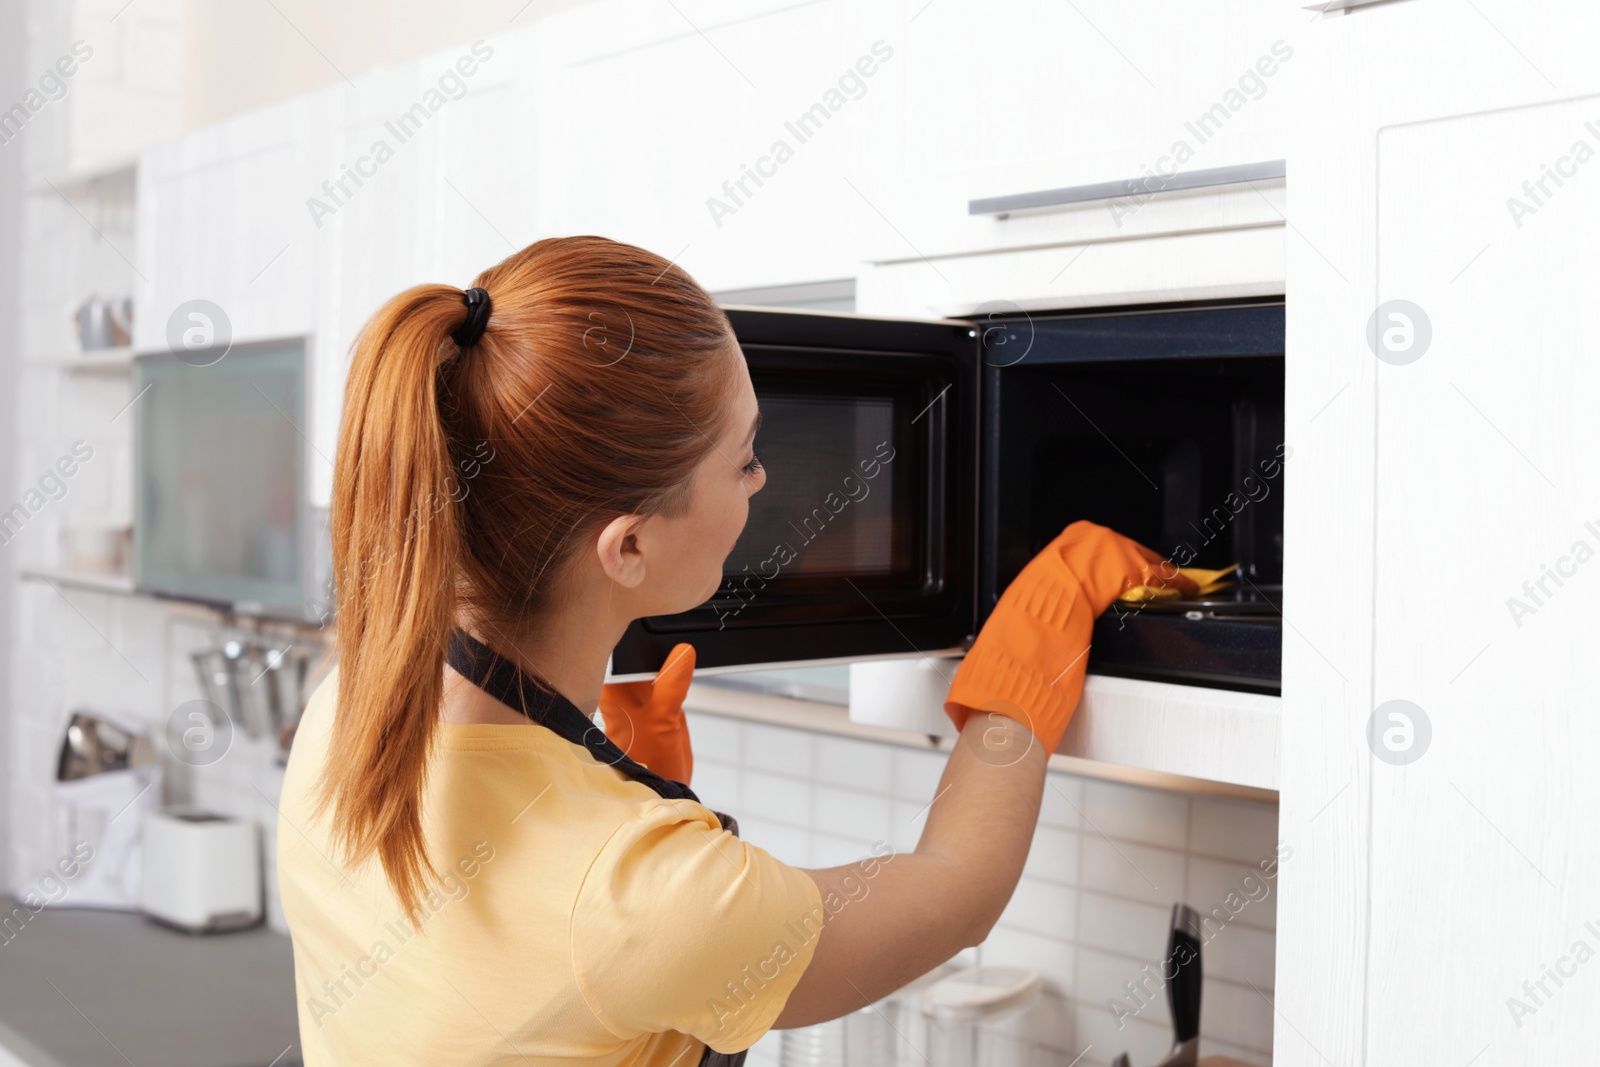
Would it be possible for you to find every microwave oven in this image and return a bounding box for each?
[609,300,1285,695]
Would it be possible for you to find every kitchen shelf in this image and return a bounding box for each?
[25,158,138,198]
[684,674,1278,802]
[1061,674,1280,794]
[31,347,136,374]
[845,658,1280,795]
[18,566,136,596]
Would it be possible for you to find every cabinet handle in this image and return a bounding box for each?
[968,159,1286,217]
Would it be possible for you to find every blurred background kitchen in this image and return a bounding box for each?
[10,0,1583,1065]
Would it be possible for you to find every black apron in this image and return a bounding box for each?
[445,629,746,1067]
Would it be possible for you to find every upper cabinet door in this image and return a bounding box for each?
[1282,6,1600,1066]
[609,308,980,679]
[850,0,1305,266]
[528,0,902,294]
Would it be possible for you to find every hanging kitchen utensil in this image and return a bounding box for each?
[257,642,316,738]
[231,642,278,740]
[190,640,249,734]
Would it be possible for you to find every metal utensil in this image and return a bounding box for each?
[1111,903,1203,1067]
[258,642,315,737]
[56,711,134,781]
[191,641,247,733]
[231,642,278,739]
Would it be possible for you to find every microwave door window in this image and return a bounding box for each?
[726,394,904,588]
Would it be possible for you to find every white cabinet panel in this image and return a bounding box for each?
[530,0,900,291]
[857,212,1284,318]
[135,34,533,509]
[136,99,331,351]
[860,0,1302,263]
[1370,95,1600,1067]
[1284,3,1600,1064]
[139,92,341,505]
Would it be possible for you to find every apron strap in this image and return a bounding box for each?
[444,628,739,834]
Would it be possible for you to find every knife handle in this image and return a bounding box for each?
[1167,903,1203,1045]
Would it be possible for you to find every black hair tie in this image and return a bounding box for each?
[451,287,492,348]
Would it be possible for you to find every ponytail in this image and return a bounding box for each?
[314,283,470,930]
[312,236,737,931]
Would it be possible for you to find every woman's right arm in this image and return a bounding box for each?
[773,710,1049,1027]
[772,521,1193,1026]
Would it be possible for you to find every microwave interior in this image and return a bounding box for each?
[981,302,1286,693]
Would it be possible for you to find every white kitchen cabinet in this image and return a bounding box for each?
[528,0,900,292]
[857,215,1285,318]
[136,33,537,508]
[851,0,1303,267]
[135,99,331,352]
[528,0,1300,294]
[137,94,339,503]
[1281,3,1600,1064]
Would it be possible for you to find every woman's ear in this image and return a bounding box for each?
[595,513,649,589]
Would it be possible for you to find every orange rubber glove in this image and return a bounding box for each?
[599,643,696,784]
[945,521,1198,753]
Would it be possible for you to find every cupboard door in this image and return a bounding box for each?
[1284,5,1600,1065]
[528,0,900,293]
[856,0,1302,266]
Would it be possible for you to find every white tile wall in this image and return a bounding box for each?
[684,710,1282,1067]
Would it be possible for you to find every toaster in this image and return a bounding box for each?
[140,807,262,933]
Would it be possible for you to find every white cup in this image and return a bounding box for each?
[61,522,130,574]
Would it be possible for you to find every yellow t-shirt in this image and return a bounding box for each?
[276,667,825,1065]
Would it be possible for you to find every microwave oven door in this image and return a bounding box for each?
[608,307,981,680]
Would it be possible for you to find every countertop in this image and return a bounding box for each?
[0,897,299,1067]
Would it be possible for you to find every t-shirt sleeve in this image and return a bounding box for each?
[570,796,826,1053]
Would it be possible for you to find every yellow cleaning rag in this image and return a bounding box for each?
[1117,563,1238,602]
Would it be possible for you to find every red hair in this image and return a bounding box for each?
[314,236,737,926]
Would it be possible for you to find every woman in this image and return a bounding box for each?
[276,235,1191,1065]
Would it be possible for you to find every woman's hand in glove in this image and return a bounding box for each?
[944,521,1196,754]
[599,642,697,785]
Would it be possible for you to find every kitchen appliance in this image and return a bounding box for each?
[133,337,329,621]
[608,301,1284,694]
[50,710,163,911]
[72,295,133,350]
[919,964,1043,1067]
[139,806,263,933]
[1110,903,1204,1067]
